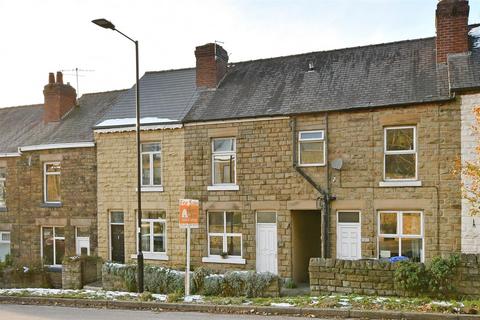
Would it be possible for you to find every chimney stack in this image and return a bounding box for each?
[43,71,77,123]
[436,0,470,63]
[195,43,228,89]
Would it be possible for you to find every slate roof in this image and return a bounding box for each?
[95,68,197,128]
[0,89,126,153]
[448,25,480,92]
[185,37,453,122]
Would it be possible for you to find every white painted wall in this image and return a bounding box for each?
[461,93,480,253]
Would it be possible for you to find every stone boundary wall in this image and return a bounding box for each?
[310,254,480,298]
[0,268,50,289]
[62,257,102,289]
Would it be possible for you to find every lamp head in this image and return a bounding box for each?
[92,18,115,30]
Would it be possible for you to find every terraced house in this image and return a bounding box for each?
[0,71,125,271]
[93,0,480,284]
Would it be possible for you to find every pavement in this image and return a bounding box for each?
[0,304,340,320]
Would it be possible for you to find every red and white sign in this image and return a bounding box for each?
[179,199,199,229]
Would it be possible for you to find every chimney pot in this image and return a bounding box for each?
[48,73,55,84]
[56,71,63,84]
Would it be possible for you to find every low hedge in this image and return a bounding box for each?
[102,263,279,297]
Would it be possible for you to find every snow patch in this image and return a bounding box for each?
[270,302,295,308]
[97,117,177,127]
[184,295,203,303]
[469,26,480,48]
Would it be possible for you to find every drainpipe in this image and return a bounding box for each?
[291,117,334,258]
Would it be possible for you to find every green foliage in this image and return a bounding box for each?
[283,278,297,289]
[139,291,154,302]
[102,263,279,297]
[428,254,460,297]
[394,254,460,298]
[394,261,428,293]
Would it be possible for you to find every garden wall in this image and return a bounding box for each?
[62,257,102,289]
[0,268,50,288]
[309,254,480,298]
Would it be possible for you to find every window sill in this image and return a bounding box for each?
[202,256,246,265]
[40,202,63,208]
[298,163,326,167]
[0,207,6,212]
[379,181,422,187]
[136,186,164,192]
[131,253,169,261]
[207,185,240,191]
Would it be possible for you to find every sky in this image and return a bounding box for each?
[0,0,479,108]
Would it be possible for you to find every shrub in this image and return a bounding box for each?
[428,254,460,298]
[394,260,428,293]
[102,262,279,297]
[393,254,460,298]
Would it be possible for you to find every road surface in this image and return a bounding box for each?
[0,304,346,320]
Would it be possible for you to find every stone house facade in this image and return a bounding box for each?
[90,0,480,284]
[0,71,125,268]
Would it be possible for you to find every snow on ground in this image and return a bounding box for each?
[0,288,167,302]
[183,295,203,303]
[270,302,294,308]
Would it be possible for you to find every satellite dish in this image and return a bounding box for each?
[331,158,343,170]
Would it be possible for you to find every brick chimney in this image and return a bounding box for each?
[195,43,228,89]
[43,71,77,123]
[436,0,470,63]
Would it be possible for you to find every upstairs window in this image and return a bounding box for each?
[384,126,417,181]
[298,130,326,166]
[0,168,5,208]
[212,138,236,185]
[141,143,162,186]
[44,162,61,203]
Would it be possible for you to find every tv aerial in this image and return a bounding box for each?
[60,68,95,96]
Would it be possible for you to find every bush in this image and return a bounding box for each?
[394,261,428,293]
[102,262,279,297]
[393,254,460,298]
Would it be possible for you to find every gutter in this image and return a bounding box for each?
[0,153,21,158]
[291,117,334,258]
[19,142,95,152]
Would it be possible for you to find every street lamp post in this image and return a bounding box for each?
[92,18,144,293]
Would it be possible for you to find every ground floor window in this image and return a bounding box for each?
[42,227,65,266]
[378,211,423,262]
[0,231,10,261]
[139,210,167,254]
[207,211,242,258]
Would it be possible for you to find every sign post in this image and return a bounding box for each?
[179,199,199,297]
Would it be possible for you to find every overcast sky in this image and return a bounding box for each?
[0,0,479,108]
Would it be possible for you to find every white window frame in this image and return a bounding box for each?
[140,143,163,188]
[383,126,418,182]
[203,211,245,264]
[40,226,65,267]
[210,138,238,189]
[0,231,10,262]
[75,227,90,256]
[43,162,61,204]
[132,210,168,261]
[0,167,6,208]
[377,210,424,262]
[298,130,326,167]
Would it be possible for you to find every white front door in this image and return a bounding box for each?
[256,212,278,274]
[337,211,361,260]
